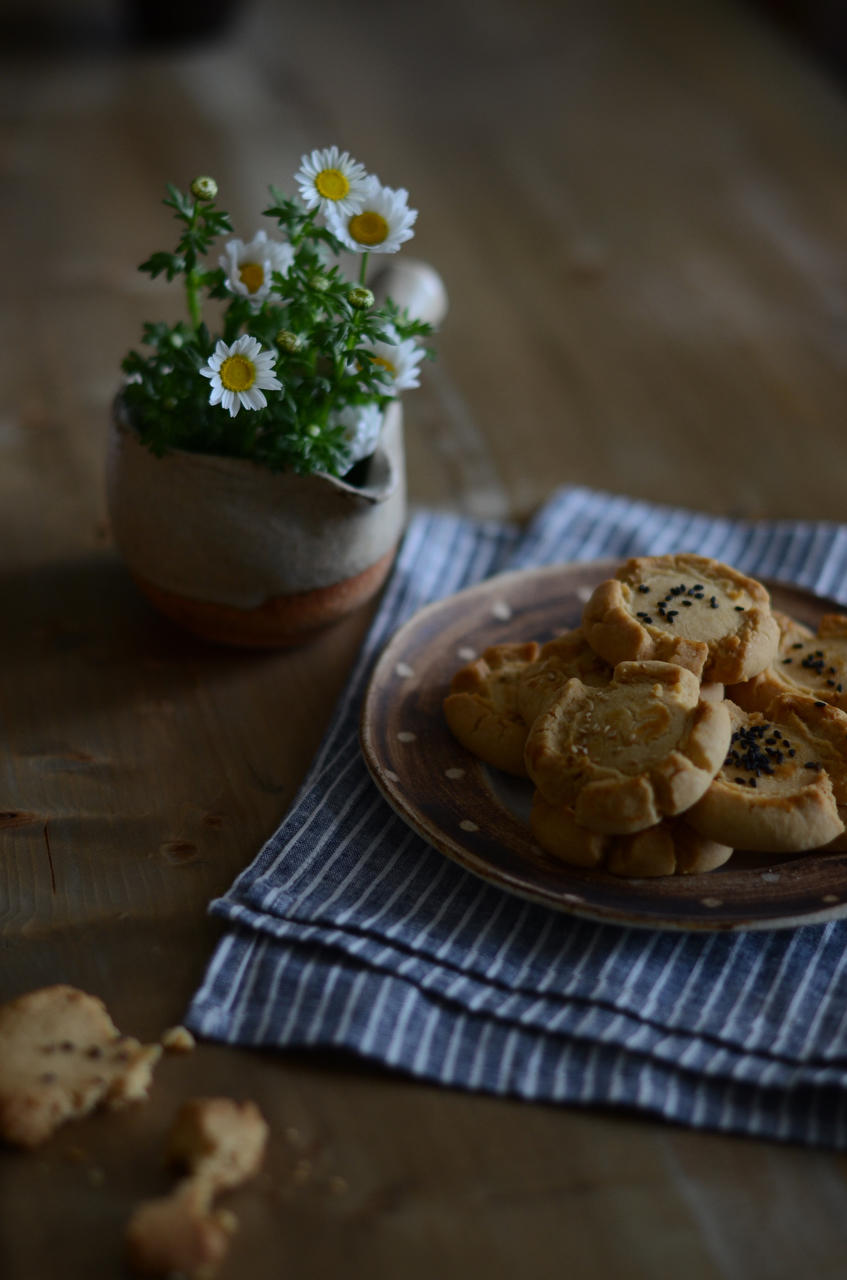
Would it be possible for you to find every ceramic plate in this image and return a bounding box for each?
[360,560,847,931]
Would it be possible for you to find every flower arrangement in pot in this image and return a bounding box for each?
[107,146,446,647]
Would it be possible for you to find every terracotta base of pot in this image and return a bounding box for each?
[132,548,397,648]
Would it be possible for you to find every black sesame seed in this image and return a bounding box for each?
[815,701,826,707]
[710,597,719,608]
[783,658,793,664]
[792,642,803,650]
[804,761,822,770]
[637,584,650,593]
[734,606,745,612]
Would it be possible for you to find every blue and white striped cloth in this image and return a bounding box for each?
[186,487,847,1148]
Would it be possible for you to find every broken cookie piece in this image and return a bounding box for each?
[126,1097,269,1278]
[0,985,162,1149]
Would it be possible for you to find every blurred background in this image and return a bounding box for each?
[3,0,847,532]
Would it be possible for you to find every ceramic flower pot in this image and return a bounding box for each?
[106,396,406,647]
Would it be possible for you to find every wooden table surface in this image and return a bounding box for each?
[4,0,847,1275]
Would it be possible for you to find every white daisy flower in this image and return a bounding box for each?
[219,230,294,308]
[361,330,426,393]
[326,176,417,255]
[333,401,384,466]
[295,146,370,217]
[199,335,282,417]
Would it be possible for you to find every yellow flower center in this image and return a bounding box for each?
[315,168,350,201]
[238,261,265,294]
[220,354,256,391]
[371,354,396,376]
[348,210,389,247]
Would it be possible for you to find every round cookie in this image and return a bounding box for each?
[443,641,540,776]
[516,627,612,725]
[523,660,732,834]
[686,699,845,852]
[729,611,847,716]
[581,553,779,683]
[530,793,733,877]
[764,693,847,850]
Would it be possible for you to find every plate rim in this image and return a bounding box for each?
[360,559,847,932]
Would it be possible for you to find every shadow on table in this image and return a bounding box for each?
[0,552,284,726]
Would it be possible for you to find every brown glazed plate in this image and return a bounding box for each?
[360,560,847,932]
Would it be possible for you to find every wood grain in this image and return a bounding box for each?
[4,0,847,1276]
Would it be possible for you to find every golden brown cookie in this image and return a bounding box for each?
[729,611,847,716]
[126,1097,269,1278]
[686,700,845,852]
[762,693,847,850]
[443,641,540,776]
[515,627,612,725]
[524,660,731,834]
[0,985,162,1149]
[581,554,779,682]
[530,793,733,877]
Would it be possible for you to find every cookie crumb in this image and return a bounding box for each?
[161,1026,196,1054]
[126,1098,268,1278]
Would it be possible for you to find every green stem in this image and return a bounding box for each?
[358,252,369,286]
[292,210,317,249]
[185,269,203,331]
[184,198,203,333]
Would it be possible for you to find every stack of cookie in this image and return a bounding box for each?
[443,553,847,877]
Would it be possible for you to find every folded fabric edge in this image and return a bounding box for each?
[185,919,847,1091]
[184,931,847,1151]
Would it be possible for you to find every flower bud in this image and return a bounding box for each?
[169,331,184,349]
[190,175,218,201]
[348,286,374,310]
[276,329,302,353]
[309,274,331,293]
[307,423,322,438]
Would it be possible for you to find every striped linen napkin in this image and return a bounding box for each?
[186,487,847,1148]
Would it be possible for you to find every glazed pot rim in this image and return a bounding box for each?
[111,391,399,504]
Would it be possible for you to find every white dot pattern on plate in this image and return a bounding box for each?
[701,897,723,908]
[457,646,476,662]
[384,769,399,782]
[575,585,594,602]
[445,767,465,779]
[395,661,414,678]
[460,819,479,832]
[760,872,781,883]
[823,894,839,904]
[491,600,512,620]
[397,731,417,743]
